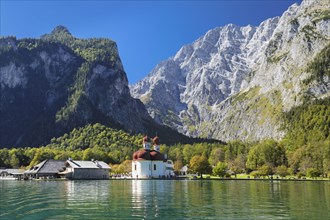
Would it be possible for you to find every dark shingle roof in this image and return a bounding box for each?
[41,160,66,173]
[25,160,66,174]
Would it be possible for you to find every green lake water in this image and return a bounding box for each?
[0,180,329,219]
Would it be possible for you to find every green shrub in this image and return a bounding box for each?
[212,161,228,177]
[276,165,289,177]
[258,164,273,176]
[250,171,260,178]
[297,172,305,179]
[306,168,319,178]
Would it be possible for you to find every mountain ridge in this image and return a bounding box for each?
[0,27,201,147]
[130,0,330,141]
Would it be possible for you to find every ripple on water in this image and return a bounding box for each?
[1,180,329,220]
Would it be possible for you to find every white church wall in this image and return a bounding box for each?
[132,160,167,179]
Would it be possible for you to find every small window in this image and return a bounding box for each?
[134,164,137,171]
[154,164,156,170]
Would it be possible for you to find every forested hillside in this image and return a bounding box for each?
[1,109,329,177]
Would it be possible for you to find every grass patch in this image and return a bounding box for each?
[199,173,330,180]
[231,86,261,105]
[312,9,330,24]
[267,52,288,63]
[301,25,326,41]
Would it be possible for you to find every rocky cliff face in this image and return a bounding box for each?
[0,26,153,147]
[130,0,330,141]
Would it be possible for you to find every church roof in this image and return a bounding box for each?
[133,149,165,161]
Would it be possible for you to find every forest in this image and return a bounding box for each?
[1,95,329,178]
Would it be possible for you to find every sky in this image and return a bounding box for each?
[0,0,302,84]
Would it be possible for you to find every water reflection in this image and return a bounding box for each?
[64,180,110,202]
[63,180,134,219]
[131,180,173,219]
[131,180,149,218]
[0,180,329,219]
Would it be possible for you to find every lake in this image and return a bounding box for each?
[0,180,329,219]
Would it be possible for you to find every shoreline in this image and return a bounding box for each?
[1,177,329,182]
[108,175,330,181]
[2,173,329,182]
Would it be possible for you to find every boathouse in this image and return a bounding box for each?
[24,159,66,179]
[132,136,174,179]
[0,168,25,179]
[59,159,110,180]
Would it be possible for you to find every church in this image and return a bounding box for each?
[132,136,174,179]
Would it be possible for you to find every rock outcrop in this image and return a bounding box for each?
[0,26,151,147]
[130,0,330,141]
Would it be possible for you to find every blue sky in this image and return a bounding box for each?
[1,0,302,84]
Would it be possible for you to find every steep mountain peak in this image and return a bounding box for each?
[51,25,72,36]
[41,25,74,42]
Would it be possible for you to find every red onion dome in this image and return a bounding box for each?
[153,136,160,145]
[133,149,151,160]
[150,150,165,161]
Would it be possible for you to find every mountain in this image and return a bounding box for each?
[0,26,196,147]
[130,0,330,142]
